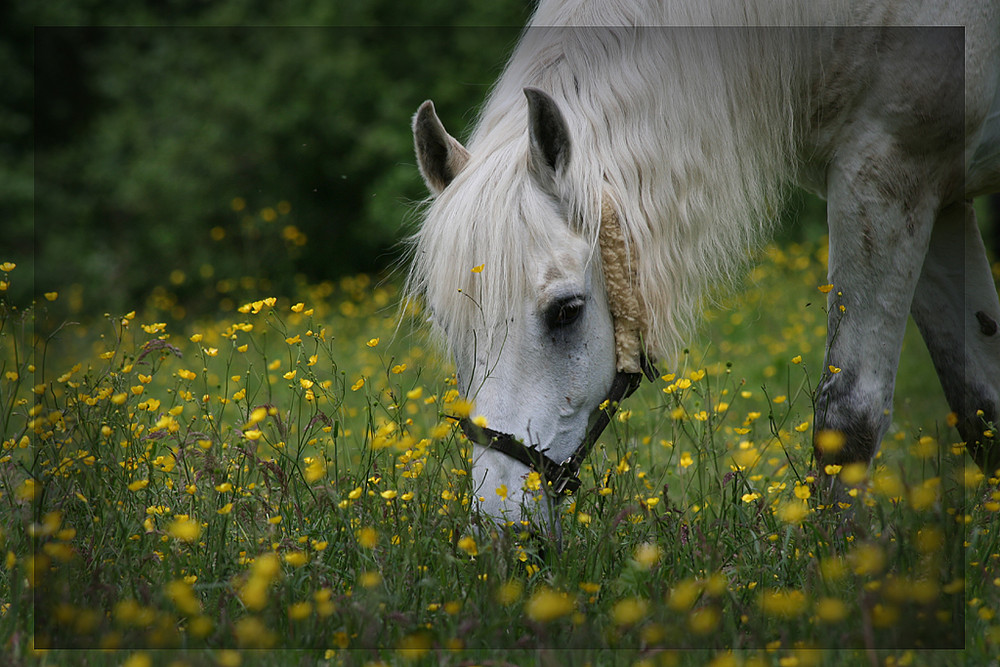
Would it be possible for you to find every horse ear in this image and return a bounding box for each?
[413,100,470,195]
[524,87,572,192]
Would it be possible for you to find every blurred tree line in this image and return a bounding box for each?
[8,2,994,318]
[9,1,531,316]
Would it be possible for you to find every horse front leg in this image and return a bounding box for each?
[812,151,938,469]
[909,201,1000,476]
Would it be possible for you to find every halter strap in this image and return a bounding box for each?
[458,359,655,497]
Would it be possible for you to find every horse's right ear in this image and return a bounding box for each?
[413,100,470,195]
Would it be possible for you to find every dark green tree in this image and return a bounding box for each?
[24,1,532,314]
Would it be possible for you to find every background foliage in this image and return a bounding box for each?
[16,1,532,315]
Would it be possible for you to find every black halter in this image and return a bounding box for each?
[457,357,657,497]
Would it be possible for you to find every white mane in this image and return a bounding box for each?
[406,1,847,362]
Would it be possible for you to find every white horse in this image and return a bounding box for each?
[408,0,1000,533]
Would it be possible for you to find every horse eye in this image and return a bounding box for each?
[545,297,585,329]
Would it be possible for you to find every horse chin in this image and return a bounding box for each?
[470,468,564,546]
[473,494,564,552]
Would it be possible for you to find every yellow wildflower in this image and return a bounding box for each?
[457,536,478,556]
[288,601,312,620]
[359,571,382,588]
[632,542,661,570]
[612,597,649,626]
[815,597,848,623]
[759,589,807,618]
[357,527,377,549]
[815,430,845,456]
[525,587,575,622]
[167,517,200,542]
[284,552,308,568]
[497,580,523,606]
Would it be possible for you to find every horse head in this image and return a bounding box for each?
[410,89,653,537]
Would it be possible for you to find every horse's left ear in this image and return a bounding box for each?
[524,87,572,193]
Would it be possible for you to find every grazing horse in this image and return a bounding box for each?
[407,0,1000,532]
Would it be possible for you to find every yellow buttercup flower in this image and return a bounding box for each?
[357,527,377,549]
[288,601,312,620]
[246,406,268,427]
[815,430,845,456]
[359,571,382,588]
[284,552,308,568]
[776,500,809,524]
[758,589,806,618]
[167,517,201,543]
[815,597,848,623]
[667,579,702,612]
[457,535,478,556]
[525,587,575,622]
[523,471,541,492]
[632,542,661,570]
[611,597,649,626]
[304,459,326,483]
[497,580,523,606]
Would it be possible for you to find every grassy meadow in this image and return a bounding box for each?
[2,229,999,666]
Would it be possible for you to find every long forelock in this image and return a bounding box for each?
[404,144,598,365]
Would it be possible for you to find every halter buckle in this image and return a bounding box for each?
[549,466,582,496]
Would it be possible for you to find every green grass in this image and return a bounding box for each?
[1,239,998,667]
